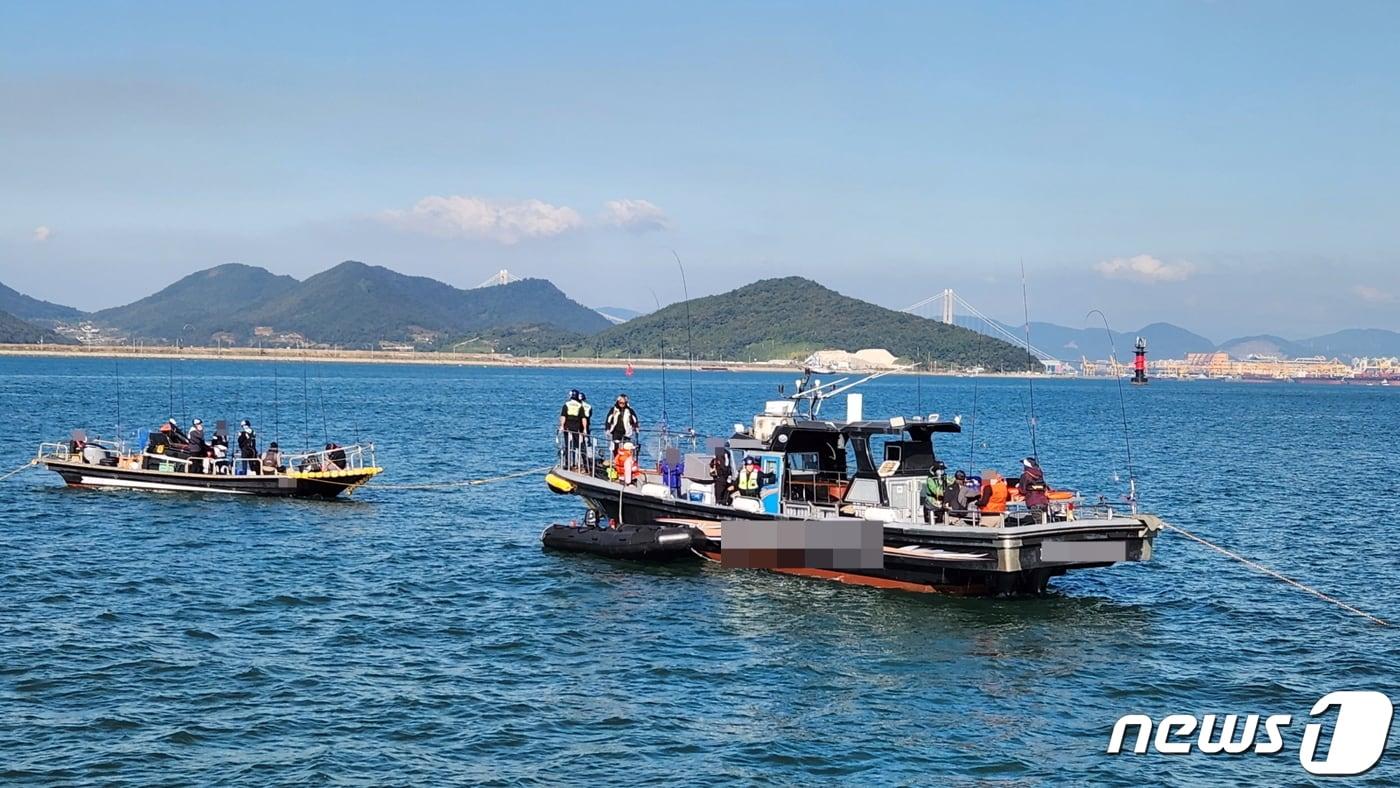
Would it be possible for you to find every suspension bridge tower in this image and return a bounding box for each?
[476,269,522,288]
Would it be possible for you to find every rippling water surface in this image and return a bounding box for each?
[1,356,1396,785]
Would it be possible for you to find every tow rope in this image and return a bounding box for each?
[0,459,36,482]
[353,464,553,491]
[1164,521,1389,627]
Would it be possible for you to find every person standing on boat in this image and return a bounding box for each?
[237,421,258,475]
[604,393,640,458]
[559,390,587,470]
[736,457,765,498]
[1017,457,1050,521]
[921,464,948,523]
[977,470,1008,527]
[709,453,734,505]
[186,419,209,474]
[578,392,594,466]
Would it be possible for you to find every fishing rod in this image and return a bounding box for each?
[968,375,978,472]
[647,287,669,431]
[670,250,696,430]
[1087,309,1138,506]
[301,344,310,452]
[113,357,121,446]
[1019,260,1040,461]
[273,359,280,444]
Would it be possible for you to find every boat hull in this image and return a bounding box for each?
[41,459,379,499]
[549,467,1159,596]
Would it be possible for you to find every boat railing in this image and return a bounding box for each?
[35,438,128,462]
[278,442,377,473]
[557,431,678,484]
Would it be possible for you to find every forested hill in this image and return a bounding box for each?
[0,281,84,323]
[91,261,612,345]
[0,309,76,344]
[564,276,1037,369]
[92,263,298,342]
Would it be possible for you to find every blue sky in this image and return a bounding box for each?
[2,1,1397,339]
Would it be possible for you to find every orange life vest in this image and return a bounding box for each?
[614,448,636,482]
[981,478,1008,513]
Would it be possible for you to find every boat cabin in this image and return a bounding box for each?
[688,399,962,521]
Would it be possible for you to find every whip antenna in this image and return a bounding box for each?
[1087,309,1137,506]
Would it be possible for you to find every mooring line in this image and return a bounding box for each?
[1165,522,1389,627]
[0,459,36,483]
[364,464,553,491]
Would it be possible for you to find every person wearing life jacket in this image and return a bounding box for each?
[614,441,638,486]
[736,457,764,498]
[558,389,587,470]
[1017,456,1050,520]
[977,470,1008,527]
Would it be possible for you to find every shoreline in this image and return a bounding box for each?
[0,343,1048,378]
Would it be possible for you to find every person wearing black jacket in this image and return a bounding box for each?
[604,394,640,457]
[186,419,208,474]
[166,418,188,445]
[709,454,734,506]
[236,420,258,474]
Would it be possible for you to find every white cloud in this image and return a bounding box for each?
[380,196,584,244]
[1353,285,1396,304]
[1094,254,1196,283]
[32,225,52,242]
[601,199,671,232]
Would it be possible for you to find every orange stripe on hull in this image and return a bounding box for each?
[694,550,987,595]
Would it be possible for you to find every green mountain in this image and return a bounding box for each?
[92,263,298,342]
[244,261,612,345]
[93,261,612,346]
[555,276,1036,368]
[0,309,77,344]
[0,281,85,323]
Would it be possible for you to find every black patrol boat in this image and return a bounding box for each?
[544,372,1162,595]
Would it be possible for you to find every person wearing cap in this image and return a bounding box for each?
[186,419,208,474]
[236,420,259,474]
[921,462,948,523]
[558,390,587,470]
[166,418,188,445]
[736,457,764,498]
[604,393,640,458]
[1017,457,1051,521]
[942,469,974,523]
[977,470,1009,527]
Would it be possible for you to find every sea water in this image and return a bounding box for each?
[0,356,1396,785]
